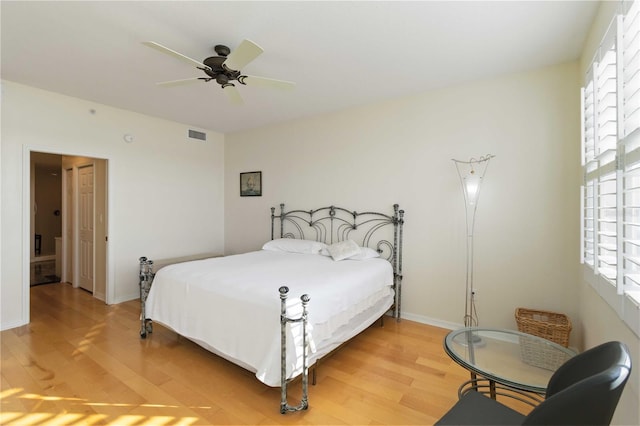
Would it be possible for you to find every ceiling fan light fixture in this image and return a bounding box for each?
[143,38,294,105]
[216,74,230,85]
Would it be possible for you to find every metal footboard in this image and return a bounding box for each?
[137,257,311,413]
[279,286,310,414]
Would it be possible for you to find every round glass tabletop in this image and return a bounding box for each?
[444,327,577,393]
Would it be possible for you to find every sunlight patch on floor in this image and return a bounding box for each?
[0,412,200,425]
[72,323,105,357]
[0,388,201,425]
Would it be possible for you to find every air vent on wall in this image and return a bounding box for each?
[188,129,207,141]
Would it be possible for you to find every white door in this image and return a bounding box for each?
[65,168,74,283]
[79,165,94,292]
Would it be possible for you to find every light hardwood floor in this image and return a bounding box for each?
[1,283,530,425]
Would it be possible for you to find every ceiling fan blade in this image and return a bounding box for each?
[223,39,264,71]
[142,41,210,70]
[156,77,205,87]
[223,84,244,105]
[239,75,296,90]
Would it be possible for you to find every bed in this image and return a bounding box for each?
[139,203,404,413]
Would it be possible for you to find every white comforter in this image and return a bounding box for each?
[145,250,394,386]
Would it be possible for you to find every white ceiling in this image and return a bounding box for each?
[1,1,599,134]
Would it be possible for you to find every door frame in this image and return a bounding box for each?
[23,146,112,321]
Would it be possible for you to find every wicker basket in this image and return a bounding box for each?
[515,308,572,347]
[515,308,572,371]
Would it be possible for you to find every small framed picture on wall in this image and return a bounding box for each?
[240,171,262,197]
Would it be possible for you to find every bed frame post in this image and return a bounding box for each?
[393,204,405,321]
[271,207,276,240]
[279,286,310,414]
[398,208,405,321]
[280,203,285,238]
[138,257,155,338]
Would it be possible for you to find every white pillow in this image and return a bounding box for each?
[326,240,361,261]
[262,238,326,254]
[348,247,381,261]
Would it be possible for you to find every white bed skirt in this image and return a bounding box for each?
[181,292,394,385]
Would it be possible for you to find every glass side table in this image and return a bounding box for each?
[444,327,577,406]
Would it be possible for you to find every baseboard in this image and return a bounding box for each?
[1,318,28,331]
[93,291,106,302]
[113,292,139,305]
[400,311,462,331]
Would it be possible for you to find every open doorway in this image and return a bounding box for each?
[29,151,108,301]
[30,153,62,286]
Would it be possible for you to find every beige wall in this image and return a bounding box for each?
[225,61,582,336]
[1,80,226,329]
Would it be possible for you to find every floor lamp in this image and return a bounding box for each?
[453,155,495,329]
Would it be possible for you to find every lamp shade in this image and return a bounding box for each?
[463,172,482,205]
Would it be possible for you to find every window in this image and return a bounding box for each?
[581,0,640,336]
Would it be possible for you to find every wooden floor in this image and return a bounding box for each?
[1,283,530,425]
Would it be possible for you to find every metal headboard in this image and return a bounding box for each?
[270,203,405,319]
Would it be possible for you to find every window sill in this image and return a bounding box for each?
[625,290,640,307]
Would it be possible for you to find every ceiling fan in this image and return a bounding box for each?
[142,39,296,105]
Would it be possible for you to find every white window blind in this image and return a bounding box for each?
[581,21,620,283]
[598,170,618,283]
[583,77,596,167]
[623,153,640,291]
[597,33,618,160]
[622,1,640,304]
[623,0,640,137]
[583,180,596,268]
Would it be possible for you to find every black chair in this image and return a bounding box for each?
[436,341,632,425]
